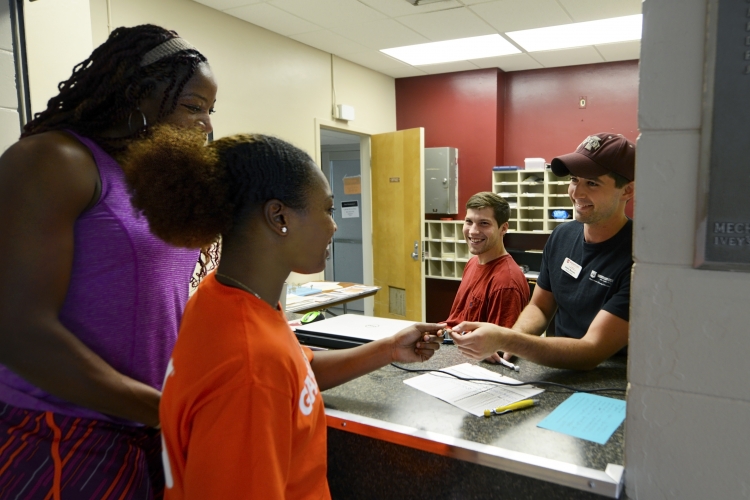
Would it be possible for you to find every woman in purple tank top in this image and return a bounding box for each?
[0,25,217,499]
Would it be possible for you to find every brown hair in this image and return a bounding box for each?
[465,192,510,226]
[607,171,631,188]
[122,126,317,249]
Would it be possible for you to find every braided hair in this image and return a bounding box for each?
[22,24,207,155]
[122,126,317,250]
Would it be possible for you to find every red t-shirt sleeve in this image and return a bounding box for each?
[484,287,526,328]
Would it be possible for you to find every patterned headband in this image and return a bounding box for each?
[140,37,198,67]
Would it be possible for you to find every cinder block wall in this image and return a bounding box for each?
[0,0,21,153]
[626,0,750,498]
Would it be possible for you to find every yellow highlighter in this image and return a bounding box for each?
[483,399,537,417]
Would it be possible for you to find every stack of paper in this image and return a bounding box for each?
[285,283,380,311]
[301,281,342,292]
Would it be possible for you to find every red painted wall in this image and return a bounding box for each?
[504,61,638,219]
[396,68,503,221]
[495,70,505,172]
[503,60,639,167]
[396,61,639,223]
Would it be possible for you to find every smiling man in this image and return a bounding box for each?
[450,133,635,370]
[443,192,529,329]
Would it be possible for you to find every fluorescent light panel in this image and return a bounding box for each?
[381,34,520,66]
[507,15,643,52]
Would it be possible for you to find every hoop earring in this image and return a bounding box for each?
[281,227,288,234]
[128,108,148,135]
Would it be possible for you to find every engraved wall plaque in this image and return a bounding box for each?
[695,0,750,270]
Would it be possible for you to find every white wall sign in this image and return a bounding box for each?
[341,200,359,219]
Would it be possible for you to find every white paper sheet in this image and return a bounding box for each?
[285,294,311,305]
[403,363,544,417]
[301,282,341,290]
[335,285,378,295]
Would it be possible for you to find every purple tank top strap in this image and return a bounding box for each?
[64,129,119,201]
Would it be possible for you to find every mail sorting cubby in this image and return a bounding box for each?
[518,173,545,232]
[492,169,575,233]
[545,170,575,231]
[424,221,469,280]
[491,171,519,232]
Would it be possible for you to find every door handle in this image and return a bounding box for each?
[411,240,419,261]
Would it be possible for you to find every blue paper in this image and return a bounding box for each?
[537,393,626,445]
[291,287,322,296]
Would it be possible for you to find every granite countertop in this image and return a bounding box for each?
[323,345,627,472]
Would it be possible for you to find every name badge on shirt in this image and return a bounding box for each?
[561,257,582,279]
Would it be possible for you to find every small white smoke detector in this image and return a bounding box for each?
[336,104,355,121]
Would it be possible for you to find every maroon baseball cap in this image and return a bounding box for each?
[551,133,635,182]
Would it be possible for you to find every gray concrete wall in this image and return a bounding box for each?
[626,0,750,498]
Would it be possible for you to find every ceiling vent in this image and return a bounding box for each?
[404,0,452,5]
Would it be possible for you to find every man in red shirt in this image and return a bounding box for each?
[444,192,530,331]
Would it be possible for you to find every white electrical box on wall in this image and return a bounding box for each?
[336,104,355,121]
[424,147,458,214]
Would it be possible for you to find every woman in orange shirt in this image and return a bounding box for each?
[123,127,443,499]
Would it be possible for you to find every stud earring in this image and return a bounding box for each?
[281,227,288,234]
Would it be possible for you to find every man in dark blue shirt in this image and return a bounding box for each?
[449,133,635,370]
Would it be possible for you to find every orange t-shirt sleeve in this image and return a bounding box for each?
[301,345,314,362]
[180,383,295,500]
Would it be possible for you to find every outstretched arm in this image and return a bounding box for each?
[310,322,443,391]
[512,285,557,335]
[452,309,628,370]
[484,284,556,363]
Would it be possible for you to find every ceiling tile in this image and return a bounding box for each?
[267,0,386,29]
[194,0,640,77]
[359,0,465,17]
[470,0,572,32]
[329,19,430,50]
[558,0,642,22]
[418,59,481,74]
[396,7,497,41]
[596,40,641,62]
[224,3,321,36]
[289,30,370,55]
[470,52,543,72]
[191,0,262,11]
[339,51,427,78]
[530,45,604,68]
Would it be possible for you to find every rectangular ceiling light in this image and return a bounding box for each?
[506,14,643,52]
[381,34,520,66]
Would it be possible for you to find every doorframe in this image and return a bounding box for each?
[320,146,361,288]
[314,118,376,317]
